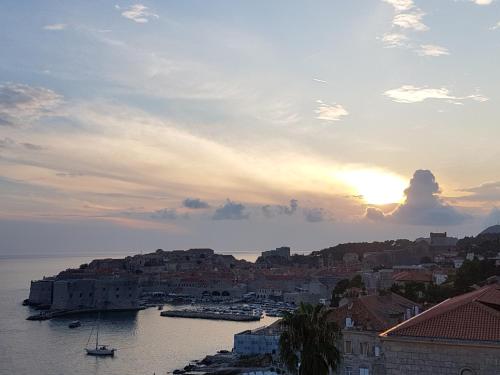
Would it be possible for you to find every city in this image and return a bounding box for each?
[24,227,500,374]
[1,1,500,374]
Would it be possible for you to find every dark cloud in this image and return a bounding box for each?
[183,197,210,209]
[56,172,85,178]
[459,181,500,202]
[262,199,298,218]
[365,207,386,221]
[212,199,249,220]
[0,82,62,126]
[0,137,44,151]
[303,207,328,223]
[21,142,44,151]
[365,169,466,226]
[151,208,187,220]
[0,137,15,148]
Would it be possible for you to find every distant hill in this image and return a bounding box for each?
[480,225,500,235]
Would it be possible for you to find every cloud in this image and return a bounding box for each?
[381,32,409,48]
[484,208,500,227]
[303,207,329,223]
[392,11,428,31]
[366,169,467,225]
[0,137,44,151]
[212,199,249,220]
[183,198,210,209]
[150,208,182,220]
[21,143,44,151]
[417,44,449,57]
[384,85,489,104]
[55,172,85,178]
[365,207,386,221]
[262,199,298,218]
[0,83,62,126]
[43,24,67,31]
[120,4,158,23]
[382,0,428,31]
[490,21,500,30]
[315,100,348,122]
[382,0,415,12]
[0,137,15,149]
[459,181,500,202]
[472,0,493,4]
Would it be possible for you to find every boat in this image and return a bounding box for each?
[85,312,116,356]
[68,320,81,328]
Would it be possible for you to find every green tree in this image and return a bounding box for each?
[279,303,341,375]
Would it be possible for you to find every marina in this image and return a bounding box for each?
[161,309,261,322]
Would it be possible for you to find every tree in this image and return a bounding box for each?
[279,303,341,375]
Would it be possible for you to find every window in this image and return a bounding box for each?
[79,293,83,298]
[460,369,474,375]
[344,340,352,354]
[374,346,380,357]
[116,294,119,299]
[359,368,369,375]
[360,342,369,356]
[344,366,353,375]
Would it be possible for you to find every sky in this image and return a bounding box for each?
[1,0,500,255]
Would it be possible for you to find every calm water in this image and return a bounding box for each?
[0,254,276,375]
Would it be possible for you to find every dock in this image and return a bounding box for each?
[160,310,261,321]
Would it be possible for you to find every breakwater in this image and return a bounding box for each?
[161,310,261,321]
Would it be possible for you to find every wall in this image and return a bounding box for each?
[233,332,280,355]
[28,280,53,305]
[51,278,140,310]
[382,338,500,375]
[337,330,385,375]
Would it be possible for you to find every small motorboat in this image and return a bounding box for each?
[85,345,116,356]
[69,320,81,328]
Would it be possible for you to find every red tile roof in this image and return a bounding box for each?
[381,283,500,343]
[393,270,432,283]
[328,293,419,332]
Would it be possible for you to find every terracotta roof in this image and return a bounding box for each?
[381,283,500,343]
[328,293,419,332]
[393,271,432,283]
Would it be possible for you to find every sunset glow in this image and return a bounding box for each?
[338,169,407,205]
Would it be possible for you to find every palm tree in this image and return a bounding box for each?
[279,303,341,375]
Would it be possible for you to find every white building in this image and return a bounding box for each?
[233,322,281,355]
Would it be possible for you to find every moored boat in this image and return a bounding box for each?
[68,320,81,328]
[85,312,116,356]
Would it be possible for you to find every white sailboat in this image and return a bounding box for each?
[85,312,116,356]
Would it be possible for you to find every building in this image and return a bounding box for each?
[328,293,420,375]
[29,277,140,311]
[429,232,458,251]
[233,321,282,355]
[392,270,433,286]
[28,278,54,306]
[261,247,291,259]
[380,283,500,375]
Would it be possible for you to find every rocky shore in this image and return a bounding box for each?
[171,352,283,375]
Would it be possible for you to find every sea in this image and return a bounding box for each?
[0,253,276,375]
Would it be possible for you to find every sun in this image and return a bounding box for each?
[337,169,407,205]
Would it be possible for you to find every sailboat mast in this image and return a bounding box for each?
[96,312,100,349]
